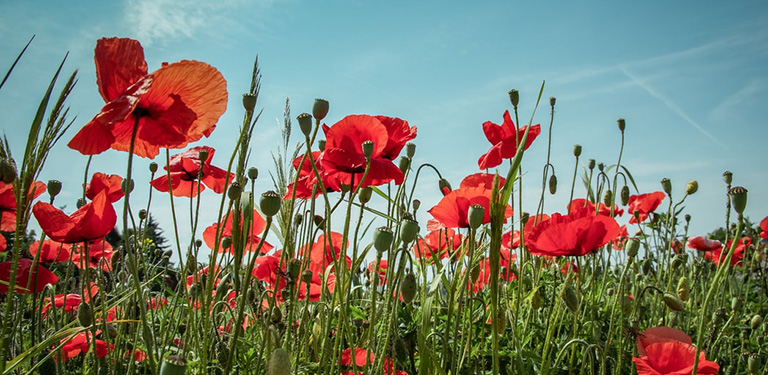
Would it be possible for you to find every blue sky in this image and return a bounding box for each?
[1,1,766,252]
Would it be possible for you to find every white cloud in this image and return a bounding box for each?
[708,78,767,122]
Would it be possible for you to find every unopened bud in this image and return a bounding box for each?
[468,204,485,229]
[242,93,257,112]
[400,273,417,304]
[508,89,519,107]
[121,178,134,194]
[47,180,62,197]
[438,178,452,195]
[598,163,605,172]
[617,118,626,132]
[301,270,313,284]
[77,302,93,327]
[149,162,158,173]
[732,296,743,312]
[530,288,543,310]
[661,178,672,196]
[0,157,17,183]
[663,292,685,312]
[221,236,232,250]
[588,159,596,170]
[729,186,748,215]
[751,314,763,330]
[562,283,579,313]
[76,198,86,209]
[313,215,324,227]
[260,190,281,217]
[400,218,419,244]
[248,167,259,181]
[625,238,640,258]
[197,148,209,163]
[312,98,329,121]
[138,209,147,220]
[686,180,698,195]
[373,227,394,254]
[362,140,374,159]
[297,113,313,136]
[573,144,582,157]
[722,171,733,185]
[398,156,410,174]
[227,182,242,201]
[548,174,557,195]
[358,187,372,204]
[677,276,690,301]
[603,189,613,207]
[549,97,556,107]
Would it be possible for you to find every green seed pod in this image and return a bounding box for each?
[412,199,421,212]
[221,236,232,250]
[242,93,257,112]
[722,171,733,185]
[617,118,626,132]
[121,178,134,194]
[663,292,685,312]
[197,148,209,163]
[751,314,763,330]
[373,227,394,254]
[561,284,579,314]
[318,139,326,151]
[0,157,17,184]
[287,259,301,280]
[398,156,410,174]
[625,238,640,258]
[47,180,62,198]
[620,185,630,206]
[508,89,519,108]
[394,336,409,364]
[603,189,613,207]
[297,113,313,136]
[358,187,372,204]
[302,270,313,284]
[671,254,684,270]
[188,283,201,299]
[573,144,582,157]
[661,178,672,196]
[548,174,557,195]
[400,273,418,304]
[677,276,690,301]
[685,180,698,195]
[438,178,452,195]
[731,296,743,313]
[312,98,329,121]
[160,354,187,375]
[748,353,762,375]
[271,307,283,324]
[597,162,605,172]
[77,302,93,327]
[361,140,375,159]
[248,167,259,181]
[468,204,485,230]
[729,186,748,215]
[712,308,726,325]
[588,159,596,170]
[313,215,325,227]
[406,142,416,159]
[149,162,158,173]
[260,190,282,217]
[227,182,242,201]
[399,219,419,244]
[530,288,543,310]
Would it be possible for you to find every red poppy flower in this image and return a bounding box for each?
[42,294,82,318]
[478,110,541,170]
[0,181,46,232]
[70,239,114,272]
[502,214,550,250]
[85,172,124,203]
[627,192,665,224]
[57,331,113,361]
[412,227,465,263]
[686,236,722,252]
[340,347,408,375]
[368,259,388,284]
[527,207,622,257]
[568,198,623,217]
[68,37,228,159]
[147,297,168,310]
[610,225,629,250]
[251,250,334,302]
[299,232,351,270]
[633,341,719,375]
[203,210,274,255]
[760,216,768,241]
[459,173,504,190]
[636,327,692,357]
[150,146,234,197]
[0,235,5,253]
[704,237,750,267]
[0,258,59,294]
[428,186,513,229]
[472,250,517,293]
[319,115,415,190]
[284,151,328,200]
[29,240,71,263]
[186,265,221,290]
[33,191,116,244]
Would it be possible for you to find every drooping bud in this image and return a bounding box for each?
[438,178,452,195]
[520,212,530,225]
[685,180,698,195]
[400,272,417,304]
[530,288,543,310]
[468,204,485,230]
[270,307,283,324]
[406,143,416,159]
[603,189,613,207]
[248,167,259,181]
[242,93,257,113]
[297,113,313,136]
[548,174,557,195]
[731,296,743,312]
[121,178,134,194]
[221,236,232,250]
[197,148,209,163]
[597,163,605,172]
[722,171,733,185]
[227,182,242,201]
[712,308,726,325]
[0,157,17,183]
[617,118,626,132]
[573,144,582,157]
[373,227,394,254]
[729,186,748,215]
[260,190,282,217]
[195,239,202,248]
[399,219,419,244]
[302,270,313,284]
[313,215,325,227]
[312,98,329,121]
[677,276,690,301]
[362,140,374,159]
[358,187,372,204]
[77,302,93,327]
[398,156,410,174]
[561,283,579,314]
[47,180,62,198]
[161,354,188,375]
[412,199,421,212]
[508,89,519,108]
[663,293,685,312]
[625,238,640,258]
[620,185,630,206]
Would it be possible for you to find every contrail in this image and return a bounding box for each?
[618,65,729,150]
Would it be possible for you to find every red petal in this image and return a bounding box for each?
[94,38,148,102]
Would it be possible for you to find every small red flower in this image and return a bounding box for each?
[0,258,59,294]
[284,151,329,200]
[33,191,116,244]
[412,227,465,263]
[478,110,541,170]
[760,215,768,241]
[150,146,234,197]
[627,192,665,224]
[68,37,228,159]
[686,236,722,252]
[203,210,274,255]
[0,181,46,232]
[703,237,750,267]
[471,250,517,293]
[29,240,71,263]
[527,207,622,257]
[57,331,113,362]
[568,198,623,217]
[428,173,513,229]
[70,239,114,272]
[85,172,124,203]
[502,214,549,250]
[368,259,388,284]
[42,294,82,318]
[147,297,168,310]
[299,232,351,270]
[633,327,718,375]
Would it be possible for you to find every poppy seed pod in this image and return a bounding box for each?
[661,178,672,196]
[358,186,372,204]
[617,118,626,132]
[561,283,579,313]
[663,292,685,312]
[197,148,209,163]
[361,140,375,159]
[748,354,761,375]
[438,178,452,195]
[398,156,410,174]
[227,182,242,201]
[313,215,325,227]
[573,144,582,157]
[260,190,281,217]
[597,163,605,172]
[0,157,17,184]
[530,288,543,310]
[242,93,257,112]
[603,189,613,207]
[268,348,291,375]
[373,226,394,254]
[248,167,259,181]
[549,174,557,195]
[412,199,421,212]
[301,269,313,284]
[77,302,93,327]
[406,142,416,159]
[722,170,733,185]
[400,273,417,304]
[312,98,329,121]
[508,89,519,107]
[297,113,313,137]
[625,238,640,258]
[549,96,556,107]
[400,218,419,244]
[677,276,690,301]
[732,296,743,312]
[468,204,485,230]
[317,139,325,151]
[729,186,748,215]
[47,180,62,198]
[160,354,187,375]
[620,185,630,206]
[588,159,596,170]
[121,178,134,194]
[686,180,698,195]
[221,236,232,250]
[751,314,763,330]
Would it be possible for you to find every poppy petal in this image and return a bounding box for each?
[94,37,149,102]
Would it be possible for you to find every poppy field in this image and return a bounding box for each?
[1,36,767,375]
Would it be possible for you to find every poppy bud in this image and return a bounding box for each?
[588,159,596,170]
[260,190,281,217]
[548,174,557,195]
[227,182,242,201]
[195,239,202,248]
[358,187,372,204]
[438,178,452,195]
[508,89,519,108]
[313,215,325,227]
[729,186,748,215]
[398,156,410,174]
[468,204,485,230]
[122,178,134,194]
[621,294,632,315]
[561,283,579,314]
[302,270,313,284]
[406,142,416,159]
[78,302,93,327]
[197,148,209,163]
[312,98,329,121]
[712,308,726,325]
[317,139,325,151]
[0,157,17,184]
[685,180,698,195]
[722,170,733,185]
[271,307,283,324]
[625,238,640,258]
[677,276,690,301]
[297,113,313,136]
[240,192,253,212]
[373,227,394,254]
[411,200,420,213]
[732,296,743,312]
[268,347,291,375]
[149,162,158,173]
[188,282,201,299]
[617,118,626,132]
[400,272,417,304]
[603,189,613,207]
[361,140,374,159]
[530,288,543,310]
[573,144,582,157]
[44,179,62,198]
[597,163,605,172]
[671,254,684,270]
[620,185,630,206]
[520,212,530,225]
[751,314,763,330]
[221,236,232,250]
[160,354,187,375]
[287,259,301,280]
[663,292,685,312]
[661,178,672,196]
[76,197,86,208]
[400,218,419,244]
[294,213,303,227]
[248,167,259,181]
[748,354,761,375]
[549,96,556,107]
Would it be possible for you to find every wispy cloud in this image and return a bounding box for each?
[618,65,730,150]
[708,78,767,122]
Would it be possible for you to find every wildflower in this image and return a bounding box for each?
[70,239,114,272]
[568,198,624,217]
[85,172,125,202]
[703,237,750,267]
[68,37,228,159]
[0,258,59,294]
[686,236,722,252]
[760,215,767,241]
[284,151,328,200]
[150,146,234,197]
[29,240,71,263]
[0,181,46,232]
[526,207,622,257]
[633,327,719,375]
[478,110,541,169]
[428,174,513,229]
[412,227,465,263]
[502,214,550,250]
[32,191,116,244]
[57,331,113,361]
[368,259,388,284]
[41,294,82,318]
[471,250,517,293]
[202,209,274,255]
[627,192,665,224]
